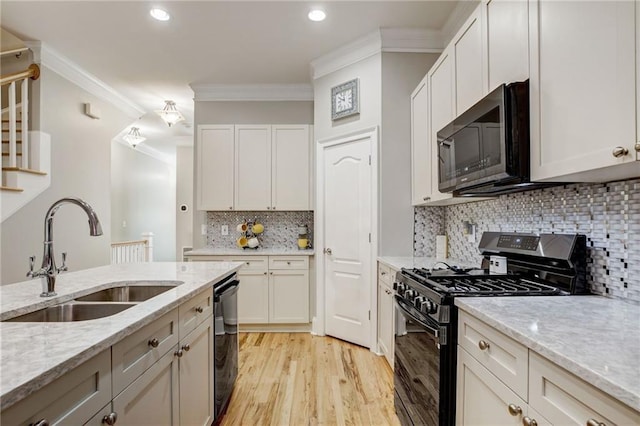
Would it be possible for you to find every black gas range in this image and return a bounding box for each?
[393,232,587,426]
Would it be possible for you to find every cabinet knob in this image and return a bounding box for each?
[175,349,184,358]
[182,344,191,352]
[612,146,629,157]
[507,404,522,416]
[423,196,431,201]
[264,271,267,275]
[195,306,204,313]
[287,261,291,265]
[267,206,271,210]
[586,420,606,426]
[30,419,49,426]
[478,340,490,351]
[102,412,118,425]
[522,417,538,426]
[272,206,276,210]
[635,142,640,152]
[148,338,159,348]
[229,207,233,210]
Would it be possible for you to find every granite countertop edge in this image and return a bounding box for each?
[0,261,243,411]
[185,247,315,256]
[455,296,640,412]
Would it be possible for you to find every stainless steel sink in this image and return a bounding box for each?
[4,302,136,322]
[74,284,177,302]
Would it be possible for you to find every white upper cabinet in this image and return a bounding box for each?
[427,46,455,204]
[453,5,485,115]
[197,125,235,211]
[410,76,432,205]
[271,125,311,210]
[482,0,529,91]
[529,0,638,182]
[235,125,272,210]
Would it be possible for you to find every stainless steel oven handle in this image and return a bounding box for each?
[394,296,440,338]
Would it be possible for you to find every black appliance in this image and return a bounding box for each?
[213,273,239,423]
[437,80,558,196]
[393,232,587,426]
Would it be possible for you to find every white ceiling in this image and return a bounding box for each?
[1,1,460,159]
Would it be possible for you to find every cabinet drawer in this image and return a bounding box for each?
[2,350,111,426]
[231,256,268,272]
[529,352,640,426]
[269,256,309,270]
[179,287,213,338]
[378,263,393,285]
[112,308,179,396]
[458,311,528,399]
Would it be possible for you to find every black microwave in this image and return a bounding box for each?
[437,80,557,196]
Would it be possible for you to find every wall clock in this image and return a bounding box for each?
[331,78,359,120]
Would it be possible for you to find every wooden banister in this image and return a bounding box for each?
[0,64,40,86]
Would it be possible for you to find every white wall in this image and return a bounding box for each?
[1,66,131,285]
[176,146,193,259]
[111,142,176,261]
[380,52,439,256]
[190,100,314,249]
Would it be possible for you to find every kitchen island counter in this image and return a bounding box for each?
[0,261,242,410]
[185,247,314,256]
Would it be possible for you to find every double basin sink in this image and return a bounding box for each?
[4,282,181,323]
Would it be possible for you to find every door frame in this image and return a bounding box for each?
[313,126,379,352]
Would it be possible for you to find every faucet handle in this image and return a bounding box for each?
[27,256,36,278]
[58,252,68,273]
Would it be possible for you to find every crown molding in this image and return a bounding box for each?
[311,27,444,79]
[441,0,480,46]
[26,42,146,119]
[191,83,314,101]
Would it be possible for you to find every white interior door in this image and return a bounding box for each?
[323,134,372,347]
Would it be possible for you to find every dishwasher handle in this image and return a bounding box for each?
[214,276,239,301]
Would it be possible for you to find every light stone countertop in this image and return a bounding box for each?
[0,261,243,411]
[378,256,479,272]
[455,296,640,412]
[185,247,315,256]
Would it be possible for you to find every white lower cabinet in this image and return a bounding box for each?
[269,269,309,323]
[377,262,398,367]
[457,311,640,426]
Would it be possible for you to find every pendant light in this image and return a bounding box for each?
[123,127,146,148]
[155,100,184,127]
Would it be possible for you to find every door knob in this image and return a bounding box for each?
[324,248,332,255]
[612,146,629,157]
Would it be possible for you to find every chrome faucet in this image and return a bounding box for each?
[27,197,103,297]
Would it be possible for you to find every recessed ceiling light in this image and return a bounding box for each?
[150,8,170,21]
[308,9,326,22]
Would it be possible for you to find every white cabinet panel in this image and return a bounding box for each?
[410,77,432,205]
[453,6,485,115]
[237,269,269,323]
[529,0,637,181]
[197,125,234,211]
[272,125,311,210]
[235,125,271,210]
[483,0,529,91]
[178,287,213,339]
[269,269,309,323]
[179,320,214,426]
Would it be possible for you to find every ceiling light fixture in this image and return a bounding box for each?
[123,127,146,148]
[155,100,185,127]
[308,9,326,22]
[150,8,170,21]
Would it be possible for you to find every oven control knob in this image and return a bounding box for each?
[413,296,426,308]
[404,289,417,299]
[394,282,406,294]
[421,300,437,314]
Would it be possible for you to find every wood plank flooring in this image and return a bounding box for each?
[221,333,400,426]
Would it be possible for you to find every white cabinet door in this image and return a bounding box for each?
[271,125,311,210]
[482,0,529,91]
[410,76,432,205]
[179,320,214,426]
[237,270,269,323]
[428,47,455,204]
[377,281,394,367]
[456,347,526,426]
[453,5,485,115]
[529,0,637,182]
[197,125,235,211]
[113,346,179,426]
[269,269,309,323]
[235,125,271,210]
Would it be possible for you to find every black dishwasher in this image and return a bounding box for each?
[213,273,239,422]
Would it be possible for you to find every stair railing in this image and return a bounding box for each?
[111,232,155,264]
[1,64,40,169]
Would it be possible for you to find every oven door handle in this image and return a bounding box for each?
[394,296,441,338]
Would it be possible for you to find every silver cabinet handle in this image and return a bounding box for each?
[195,306,204,313]
[30,420,49,426]
[423,196,431,201]
[635,142,640,152]
[508,404,522,416]
[478,340,490,351]
[148,338,159,348]
[381,271,387,276]
[324,248,332,255]
[522,417,538,426]
[586,420,606,426]
[175,349,184,358]
[102,412,118,425]
[182,344,190,352]
[612,146,629,157]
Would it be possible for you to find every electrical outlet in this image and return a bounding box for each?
[221,225,229,235]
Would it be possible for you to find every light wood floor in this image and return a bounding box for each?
[221,333,400,426]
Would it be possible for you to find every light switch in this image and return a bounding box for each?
[201,224,207,236]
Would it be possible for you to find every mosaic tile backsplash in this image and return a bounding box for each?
[206,211,314,250]
[414,178,640,302]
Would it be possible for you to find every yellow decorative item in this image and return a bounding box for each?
[297,238,308,249]
[236,237,248,248]
[252,223,264,234]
